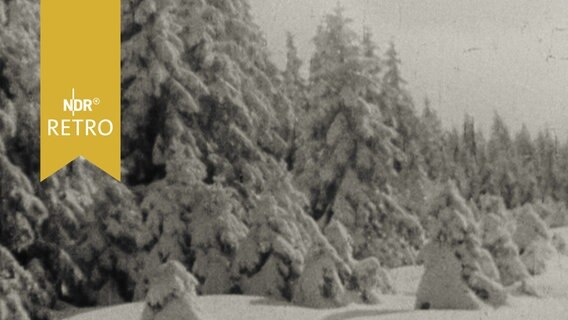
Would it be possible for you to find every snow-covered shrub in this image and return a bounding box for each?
[141,261,208,320]
[480,214,529,286]
[291,249,350,308]
[513,205,555,275]
[350,257,390,303]
[324,220,393,302]
[477,196,528,286]
[415,183,507,310]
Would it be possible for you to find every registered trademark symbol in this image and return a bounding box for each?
[93,98,101,105]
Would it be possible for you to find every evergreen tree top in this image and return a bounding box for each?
[285,32,303,82]
[362,26,378,59]
[309,4,360,82]
[383,41,406,90]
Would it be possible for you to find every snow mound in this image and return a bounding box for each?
[141,261,210,320]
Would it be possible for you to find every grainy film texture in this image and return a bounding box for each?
[1,0,568,319]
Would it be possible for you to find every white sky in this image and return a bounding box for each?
[248,0,568,139]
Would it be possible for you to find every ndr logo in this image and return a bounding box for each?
[46,88,113,137]
[63,88,100,116]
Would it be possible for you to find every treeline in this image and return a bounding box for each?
[283,5,568,230]
[432,114,568,211]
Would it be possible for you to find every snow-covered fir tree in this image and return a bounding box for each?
[294,6,423,268]
[416,182,507,310]
[281,32,308,171]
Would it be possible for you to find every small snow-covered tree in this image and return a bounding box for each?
[513,205,555,275]
[481,213,529,286]
[141,261,207,320]
[416,182,507,310]
[324,220,393,302]
[477,195,529,286]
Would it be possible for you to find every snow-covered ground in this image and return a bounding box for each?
[59,228,568,320]
[59,293,568,320]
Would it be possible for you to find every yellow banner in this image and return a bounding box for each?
[41,0,120,181]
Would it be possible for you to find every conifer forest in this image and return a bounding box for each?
[2,0,568,319]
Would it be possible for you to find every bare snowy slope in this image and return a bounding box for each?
[59,294,568,320]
